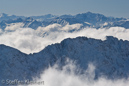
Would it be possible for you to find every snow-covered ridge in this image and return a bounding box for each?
[0,36,129,86]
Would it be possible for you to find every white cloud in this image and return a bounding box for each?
[0,28,45,54]
[0,23,129,54]
[37,24,62,32]
[25,60,129,86]
[36,23,82,32]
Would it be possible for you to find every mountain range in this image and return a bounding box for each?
[1,12,129,86]
[1,36,129,86]
[0,12,129,30]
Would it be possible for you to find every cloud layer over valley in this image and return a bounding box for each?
[0,23,129,54]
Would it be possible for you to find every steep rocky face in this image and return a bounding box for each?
[0,36,129,86]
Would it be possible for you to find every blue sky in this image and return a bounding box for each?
[0,0,129,18]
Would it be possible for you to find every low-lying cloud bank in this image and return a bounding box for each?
[25,60,129,86]
[0,23,129,54]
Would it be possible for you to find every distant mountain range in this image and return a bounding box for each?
[1,36,129,86]
[0,12,129,29]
